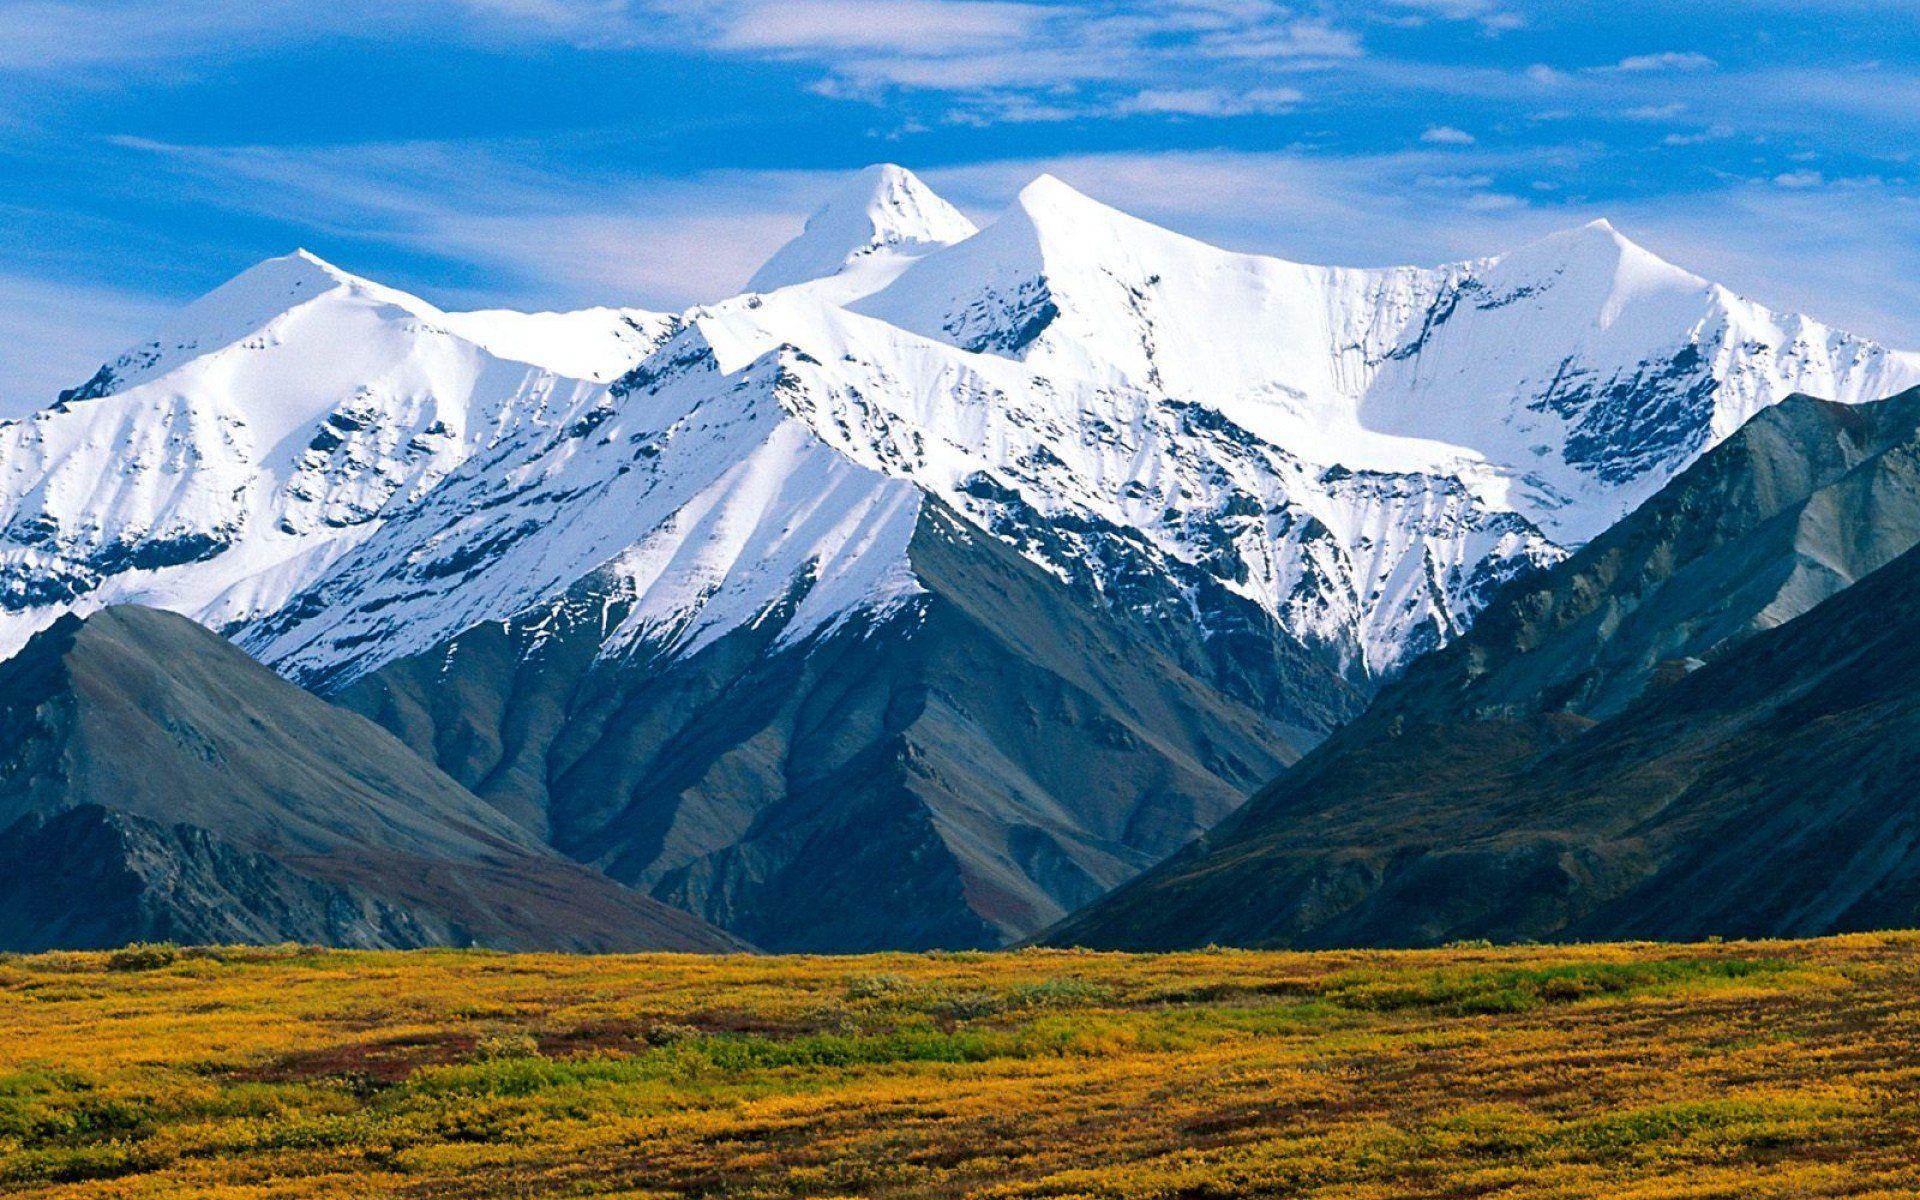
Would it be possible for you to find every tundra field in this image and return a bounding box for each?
[4,936,1920,1199]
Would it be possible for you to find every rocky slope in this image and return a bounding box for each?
[1046,387,1920,949]
[0,606,743,952]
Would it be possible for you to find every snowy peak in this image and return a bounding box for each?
[917,171,1211,283]
[747,164,977,293]
[51,248,478,411]
[55,247,670,418]
[169,248,425,338]
[1010,172,1171,244]
[1489,218,1708,301]
[57,250,372,400]
[1010,172,1113,224]
[211,247,354,294]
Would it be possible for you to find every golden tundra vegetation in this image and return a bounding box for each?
[3,935,1919,1198]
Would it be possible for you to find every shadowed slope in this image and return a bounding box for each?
[0,606,744,952]
[1049,387,1920,949]
[338,503,1338,951]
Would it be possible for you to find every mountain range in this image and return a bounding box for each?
[5,163,1919,951]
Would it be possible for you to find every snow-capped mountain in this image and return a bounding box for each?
[6,164,1917,948]
[0,251,676,659]
[11,167,1911,679]
[860,176,1917,540]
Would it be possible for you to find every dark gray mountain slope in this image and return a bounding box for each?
[1047,387,1920,950]
[337,503,1350,952]
[0,606,744,953]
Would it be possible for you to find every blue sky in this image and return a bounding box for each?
[3,0,1918,410]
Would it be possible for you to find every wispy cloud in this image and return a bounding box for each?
[1609,51,1718,73]
[713,0,1043,53]
[104,136,848,307]
[1113,86,1304,117]
[1421,125,1477,144]
[0,0,1366,129]
[1378,0,1524,33]
[0,269,169,416]
[739,1,1362,117]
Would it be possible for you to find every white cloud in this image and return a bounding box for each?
[1610,51,1717,73]
[1773,170,1824,188]
[1377,0,1523,33]
[1662,127,1728,146]
[713,0,1043,54]
[1200,18,1363,61]
[821,9,1361,101]
[1114,86,1304,117]
[1421,125,1477,144]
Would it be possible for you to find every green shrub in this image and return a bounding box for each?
[1321,957,1789,1016]
[1006,978,1112,1009]
[471,1033,542,1062]
[930,990,1006,1021]
[0,1142,167,1185]
[643,1022,703,1047]
[844,972,916,1001]
[105,943,178,972]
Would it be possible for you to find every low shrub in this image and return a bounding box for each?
[471,1033,542,1062]
[104,944,178,972]
[844,972,917,1001]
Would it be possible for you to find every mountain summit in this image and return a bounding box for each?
[747,163,979,293]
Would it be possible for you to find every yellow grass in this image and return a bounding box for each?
[2,934,1918,1198]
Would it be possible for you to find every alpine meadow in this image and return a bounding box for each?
[4,1,1920,1196]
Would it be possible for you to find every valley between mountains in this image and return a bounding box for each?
[4,164,1918,954]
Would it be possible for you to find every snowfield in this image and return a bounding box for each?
[5,164,1917,682]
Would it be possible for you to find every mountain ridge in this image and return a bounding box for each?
[0,605,746,952]
[1045,385,1920,950]
[22,166,1914,682]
